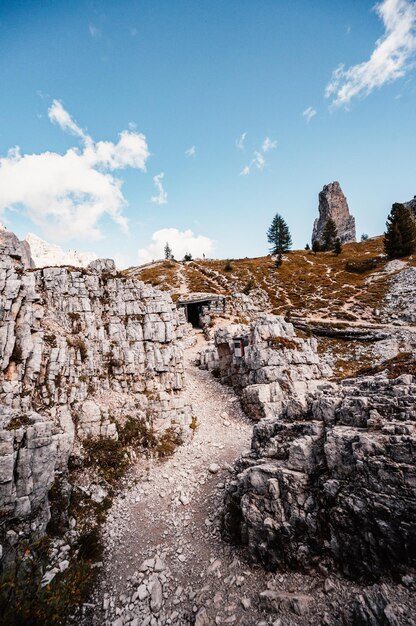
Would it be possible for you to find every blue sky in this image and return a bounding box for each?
[0,0,415,266]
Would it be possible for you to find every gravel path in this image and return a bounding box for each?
[81,332,372,626]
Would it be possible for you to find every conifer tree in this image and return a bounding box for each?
[322,217,338,251]
[164,242,173,260]
[334,238,342,255]
[384,203,416,259]
[312,239,321,254]
[267,214,292,266]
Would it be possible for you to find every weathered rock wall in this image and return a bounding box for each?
[223,373,416,581]
[213,315,331,419]
[0,233,191,556]
[312,181,356,246]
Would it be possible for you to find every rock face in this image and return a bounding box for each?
[0,223,33,269]
[223,372,416,580]
[384,266,416,325]
[312,181,356,246]
[0,230,191,557]
[404,195,416,218]
[212,315,331,419]
[25,232,97,268]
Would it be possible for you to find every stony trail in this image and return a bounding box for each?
[82,332,364,626]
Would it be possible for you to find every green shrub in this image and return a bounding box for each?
[155,427,183,458]
[82,437,129,484]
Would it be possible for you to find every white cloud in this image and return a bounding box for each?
[326,0,416,107]
[236,132,247,150]
[185,145,196,158]
[0,100,150,241]
[240,135,277,175]
[262,137,277,152]
[240,150,266,176]
[138,228,214,263]
[302,106,317,122]
[151,172,168,205]
[48,99,88,141]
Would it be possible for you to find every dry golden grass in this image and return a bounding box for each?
[190,237,407,322]
[132,261,180,291]
[129,238,413,326]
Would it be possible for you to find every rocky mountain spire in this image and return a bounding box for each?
[311,181,356,246]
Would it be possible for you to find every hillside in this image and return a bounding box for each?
[129,237,415,323]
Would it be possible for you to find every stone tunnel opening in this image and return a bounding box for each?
[185,301,208,327]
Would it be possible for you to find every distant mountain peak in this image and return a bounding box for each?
[25,233,97,268]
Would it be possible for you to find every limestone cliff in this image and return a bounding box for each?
[211,315,331,419]
[0,230,191,561]
[312,181,356,246]
[223,371,416,580]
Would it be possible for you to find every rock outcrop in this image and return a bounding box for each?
[0,230,191,561]
[223,371,416,580]
[312,181,356,246]
[383,266,416,325]
[0,223,33,269]
[212,315,331,419]
[25,232,97,268]
[404,195,416,218]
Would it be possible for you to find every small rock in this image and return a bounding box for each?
[150,579,163,613]
[208,463,221,474]
[137,584,148,601]
[324,578,336,594]
[195,606,210,626]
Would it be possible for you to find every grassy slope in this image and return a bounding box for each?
[131,237,414,324]
[129,237,416,379]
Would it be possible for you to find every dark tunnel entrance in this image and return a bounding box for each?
[185,301,208,327]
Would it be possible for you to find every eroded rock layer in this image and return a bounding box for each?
[0,231,190,557]
[212,315,331,419]
[223,373,416,580]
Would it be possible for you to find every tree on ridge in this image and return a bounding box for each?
[267,213,292,267]
[384,203,416,259]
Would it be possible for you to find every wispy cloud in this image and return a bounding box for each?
[48,99,89,142]
[240,151,265,176]
[240,135,276,175]
[89,24,101,39]
[185,145,196,158]
[151,172,168,205]
[138,228,214,263]
[302,106,317,122]
[0,100,150,241]
[236,132,247,150]
[262,136,277,152]
[326,0,416,108]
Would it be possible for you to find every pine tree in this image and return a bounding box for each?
[384,203,416,259]
[312,239,321,254]
[334,238,342,255]
[267,214,292,265]
[322,217,338,251]
[164,242,173,260]
[305,243,310,250]
[183,252,192,262]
